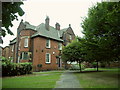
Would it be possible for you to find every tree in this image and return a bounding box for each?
[0,1,24,43]
[62,38,85,72]
[81,2,120,71]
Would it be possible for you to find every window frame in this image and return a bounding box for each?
[58,43,62,50]
[46,39,50,48]
[24,37,28,48]
[11,45,14,52]
[20,52,29,60]
[45,53,51,63]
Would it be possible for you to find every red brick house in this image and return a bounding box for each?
[2,16,75,71]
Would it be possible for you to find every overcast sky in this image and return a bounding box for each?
[0,0,102,47]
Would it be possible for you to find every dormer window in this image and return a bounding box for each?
[24,37,28,47]
[58,43,62,50]
[46,39,50,48]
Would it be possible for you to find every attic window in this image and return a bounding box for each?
[58,43,62,50]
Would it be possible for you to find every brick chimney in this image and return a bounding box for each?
[45,16,49,30]
[55,22,60,30]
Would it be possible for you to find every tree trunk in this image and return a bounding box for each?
[78,61,82,72]
[64,61,67,69]
[96,61,99,71]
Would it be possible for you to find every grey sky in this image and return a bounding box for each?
[0,0,102,47]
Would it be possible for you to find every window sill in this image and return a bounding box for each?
[46,47,50,49]
[24,47,28,48]
[45,62,51,64]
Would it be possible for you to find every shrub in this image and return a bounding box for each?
[37,64,42,71]
[1,56,32,77]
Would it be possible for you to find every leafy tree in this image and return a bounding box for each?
[0,2,24,43]
[62,38,85,72]
[81,2,120,71]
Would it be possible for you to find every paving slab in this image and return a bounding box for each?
[54,70,83,89]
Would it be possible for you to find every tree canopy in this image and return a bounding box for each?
[81,2,120,64]
[62,37,85,71]
[0,2,24,43]
[62,2,120,71]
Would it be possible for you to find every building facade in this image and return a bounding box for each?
[2,16,75,71]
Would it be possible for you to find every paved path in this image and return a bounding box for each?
[54,70,82,88]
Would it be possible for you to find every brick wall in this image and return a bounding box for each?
[33,36,61,71]
[2,46,10,59]
[63,27,75,45]
[18,29,36,63]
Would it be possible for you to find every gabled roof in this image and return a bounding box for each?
[59,28,68,37]
[23,21,36,31]
[31,23,63,42]
[19,20,75,42]
[10,38,16,45]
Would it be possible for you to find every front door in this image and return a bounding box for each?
[58,58,61,67]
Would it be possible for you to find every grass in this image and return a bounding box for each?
[2,71,63,88]
[74,68,119,88]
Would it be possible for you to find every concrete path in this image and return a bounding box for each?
[54,70,82,89]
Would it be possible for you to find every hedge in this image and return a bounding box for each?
[1,56,32,77]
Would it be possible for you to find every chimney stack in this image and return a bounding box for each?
[55,22,60,30]
[45,16,49,30]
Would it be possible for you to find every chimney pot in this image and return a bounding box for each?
[55,22,60,30]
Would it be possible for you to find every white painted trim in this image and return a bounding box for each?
[24,38,28,48]
[45,53,51,63]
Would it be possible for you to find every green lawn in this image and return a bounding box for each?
[2,71,63,88]
[74,68,119,88]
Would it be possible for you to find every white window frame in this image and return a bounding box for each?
[46,39,50,48]
[45,53,51,63]
[58,43,62,50]
[24,38,28,47]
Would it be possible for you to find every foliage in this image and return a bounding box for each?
[62,37,86,71]
[37,64,42,71]
[0,2,24,43]
[37,64,42,68]
[81,2,120,71]
[1,56,32,76]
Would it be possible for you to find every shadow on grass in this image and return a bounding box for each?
[72,70,119,79]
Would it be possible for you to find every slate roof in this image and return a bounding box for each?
[59,28,68,37]
[23,21,36,31]
[31,23,63,42]
[10,38,16,45]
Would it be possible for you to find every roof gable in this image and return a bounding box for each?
[31,23,63,42]
[10,38,16,45]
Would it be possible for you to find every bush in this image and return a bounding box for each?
[37,64,42,71]
[1,56,32,77]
